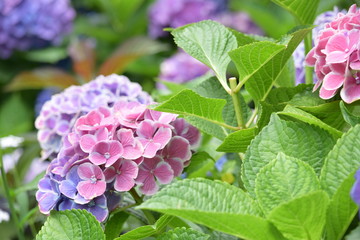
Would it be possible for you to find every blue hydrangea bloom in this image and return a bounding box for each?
[0,0,75,58]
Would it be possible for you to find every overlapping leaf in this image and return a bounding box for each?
[36,210,105,240]
[157,227,209,240]
[242,114,335,196]
[216,127,257,153]
[271,0,320,24]
[255,153,320,215]
[139,178,284,240]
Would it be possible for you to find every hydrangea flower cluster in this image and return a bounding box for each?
[293,8,345,84]
[0,0,75,58]
[305,4,360,103]
[35,74,152,159]
[36,100,200,222]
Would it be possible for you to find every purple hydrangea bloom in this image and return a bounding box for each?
[35,74,153,159]
[0,0,75,58]
[36,81,200,221]
[293,8,346,84]
[158,51,211,88]
[35,87,60,116]
[148,0,228,38]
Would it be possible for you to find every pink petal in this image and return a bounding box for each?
[326,51,348,63]
[322,73,345,90]
[78,163,104,180]
[79,135,97,153]
[139,175,158,195]
[319,86,337,99]
[103,166,116,182]
[326,34,348,53]
[123,139,143,159]
[117,129,135,146]
[305,48,316,66]
[114,174,135,192]
[142,140,161,158]
[121,160,139,179]
[77,181,106,200]
[154,162,174,184]
[137,120,156,139]
[340,76,360,103]
[89,151,107,165]
[163,136,191,161]
[350,61,360,70]
[153,127,172,148]
[165,158,184,177]
[330,63,347,74]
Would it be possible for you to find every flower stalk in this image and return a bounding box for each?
[229,77,245,128]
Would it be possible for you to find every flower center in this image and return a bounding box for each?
[345,48,349,53]
[356,76,360,85]
[90,175,97,183]
[104,152,111,159]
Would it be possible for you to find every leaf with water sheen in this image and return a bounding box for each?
[172,20,237,92]
[268,191,329,240]
[36,210,105,240]
[255,153,320,215]
[242,114,335,196]
[139,178,285,240]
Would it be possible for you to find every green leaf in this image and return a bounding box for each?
[152,89,231,140]
[0,94,32,137]
[228,29,257,46]
[115,214,173,240]
[242,114,335,196]
[340,101,360,127]
[23,47,67,63]
[105,212,129,240]
[245,26,312,101]
[139,178,285,240]
[36,209,105,240]
[157,227,210,240]
[278,105,343,138]
[268,191,329,240]
[4,67,77,91]
[321,125,360,196]
[271,0,320,24]
[255,153,320,215]
[325,171,358,240]
[216,127,257,153]
[186,152,215,178]
[99,36,168,75]
[172,20,237,92]
[229,41,285,86]
[274,58,295,88]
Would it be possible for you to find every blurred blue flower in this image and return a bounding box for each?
[0,0,75,58]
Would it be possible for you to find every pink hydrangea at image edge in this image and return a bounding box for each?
[305,4,360,103]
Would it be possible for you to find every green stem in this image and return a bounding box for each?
[245,106,258,128]
[129,188,156,225]
[229,77,245,128]
[304,32,313,84]
[0,148,24,240]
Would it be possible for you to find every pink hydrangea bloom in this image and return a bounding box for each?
[37,92,200,221]
[305,4,360,103]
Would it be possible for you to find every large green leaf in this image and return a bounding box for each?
[255,153,320,215]
[242,114,335,196]
[172,20,237,92]
[271,0,320,24]
[185,151,214,178]
[139,178,284,240]
[268,191,329,240]
[245,26,312,101]
[216,127,257,153]
[229,41,285,86]
[278,105,343,138]
[340,101,360,127]
[115,214,173,240]
[325,171,358,240]
[321,125,360,196]
[157,227,209,240]
[36,210,105,240]
[152,89,231,140]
